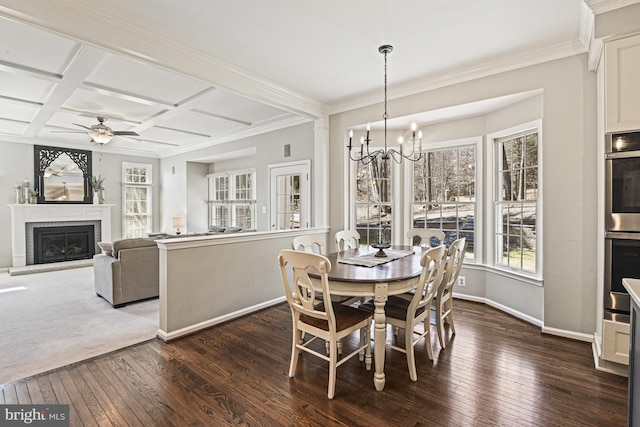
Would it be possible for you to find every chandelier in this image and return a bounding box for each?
[347,45,423,165]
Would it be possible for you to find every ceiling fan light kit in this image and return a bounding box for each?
[55,116,139,145]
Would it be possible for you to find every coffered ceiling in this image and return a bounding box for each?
[0,0,635,158]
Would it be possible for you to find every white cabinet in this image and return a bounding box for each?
[603,319,630,365]
[606,34,640,132]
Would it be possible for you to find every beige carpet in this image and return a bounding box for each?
[0,266,159,385]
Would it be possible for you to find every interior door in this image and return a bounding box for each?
[269,161,310,230]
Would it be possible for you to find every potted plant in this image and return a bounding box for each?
[91,175,106,204]
[28,189,39,204]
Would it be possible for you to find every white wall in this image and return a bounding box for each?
[186,161,209,233]
[160,122,315,233]
[329,54,597,335]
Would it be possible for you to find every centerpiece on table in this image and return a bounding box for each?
[91,175,106,204]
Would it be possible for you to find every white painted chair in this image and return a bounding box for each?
[278,249,372,399]
[291,235,325,254]
[361,245,447,381]
[406,228,445,248]
[434,237,466,349]
[292,234,347,353]
[334,230,360,252]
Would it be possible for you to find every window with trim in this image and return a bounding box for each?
[495,130,538,273]
[411,144,477,259]
[355,157,392,246]
[122,162,152,238]
[208,169,256,229]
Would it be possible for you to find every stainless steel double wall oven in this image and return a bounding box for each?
[605,131,640,322]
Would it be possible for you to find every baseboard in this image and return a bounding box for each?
[8,259,93,276]
[157,296,286,342]
[454,292,592,342]
[542,325,593,343]
[593,341,629,377]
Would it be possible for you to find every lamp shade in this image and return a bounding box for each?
[172,216,185,228]
[91,132,114,144]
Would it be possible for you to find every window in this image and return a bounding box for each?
[411,143,477,259]
[208,169,256,229]
[122,163,152,238]
[355,157,392,246]
[495,130,538,273]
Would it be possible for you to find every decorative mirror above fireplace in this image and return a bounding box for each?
[34,145,92,204]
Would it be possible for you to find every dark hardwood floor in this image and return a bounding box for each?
[1,300,628,426]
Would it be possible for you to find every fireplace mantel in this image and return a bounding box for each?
[9,204,112,268]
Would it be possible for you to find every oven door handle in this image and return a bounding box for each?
[606,231,640,240]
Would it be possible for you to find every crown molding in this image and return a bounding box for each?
[585,0,640,14]
[328,39,589,115]
[0,1,327,120]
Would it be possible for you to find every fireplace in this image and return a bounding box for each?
[34,225,95,264]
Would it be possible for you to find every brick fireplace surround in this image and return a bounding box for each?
[9,204,112,268]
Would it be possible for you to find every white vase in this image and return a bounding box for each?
[93,192,99,204]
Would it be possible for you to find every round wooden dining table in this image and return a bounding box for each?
[310,245,428,391]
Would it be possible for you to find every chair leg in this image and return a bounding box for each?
[436,302,447,349]
[423,319,434,361]
[446,300,456,336]
[364,323,372,370]
[328,340,337,399]
[327,339,343,355]
[405,325,417,381]
[289,328,301,377]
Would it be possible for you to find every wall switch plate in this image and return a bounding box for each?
[457,276,466,287]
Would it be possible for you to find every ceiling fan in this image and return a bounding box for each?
[54,116,139,145]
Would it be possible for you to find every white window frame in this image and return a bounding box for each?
[208,168,256,229]
[486,120,543,282]
[405,137,482,263]
[122,162,153,238]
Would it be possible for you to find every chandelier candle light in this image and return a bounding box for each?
[347,45,423,165]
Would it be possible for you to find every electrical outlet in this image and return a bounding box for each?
[457,276,466,287]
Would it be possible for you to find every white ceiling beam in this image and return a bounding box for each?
[24,45,108,138]
[0,1,326,119]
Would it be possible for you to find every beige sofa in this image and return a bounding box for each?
[93,238,160,307]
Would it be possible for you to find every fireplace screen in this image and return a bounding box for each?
[33,225,95,264]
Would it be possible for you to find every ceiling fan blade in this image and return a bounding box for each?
[112,131,139,136]
[50,130,88,133]
[73,123,94,130]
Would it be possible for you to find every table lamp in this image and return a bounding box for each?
[172,215,184,235]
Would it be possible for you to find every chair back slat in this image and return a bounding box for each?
[440,237,466,294]
[291,235,326,254]
[408,245,447,314]
[334,230,360,252]
[278,249,335,325]
[406,228,445,248]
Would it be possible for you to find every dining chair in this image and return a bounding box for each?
[278,249,372,399]
[434,237,466,349]
[291,235,326,254]
[291,234,350,353]
[360,245,447,381]
[334,229,360,252]
[406,228,445,248]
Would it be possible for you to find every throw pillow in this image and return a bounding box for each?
[97,241,113,256]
